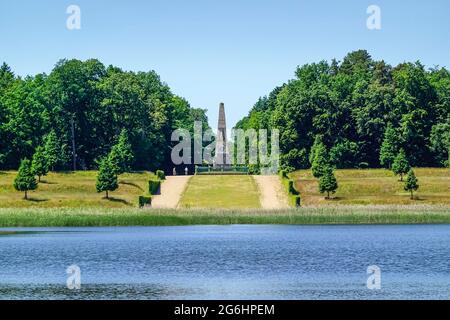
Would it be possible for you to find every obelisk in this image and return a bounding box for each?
[214,102,230,168]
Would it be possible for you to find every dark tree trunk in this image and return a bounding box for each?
[106,190,109,199]
[24,191,27,200]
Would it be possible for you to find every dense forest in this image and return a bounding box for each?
[236,50,450,172]
[0,59,208,171]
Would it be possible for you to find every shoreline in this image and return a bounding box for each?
[0,205,449,227]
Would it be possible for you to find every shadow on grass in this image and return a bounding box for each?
[324,196,344,201]
[104,197,132,206]
[119,181,144,192]
[27,198,49,203]
[39,180,58,185]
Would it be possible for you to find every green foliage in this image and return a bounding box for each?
[379,123,400,168]
[290,195,301,207]
[318,166,338,199]
[429,121,450,166]
[446,149,450,168]
[0,59,208,171]
[138,196,152,208]
[279,171,301,207]
[156,170,165,180]
[236,50,449,169]
[13,159,37,199]
[392,149,411,181]
[310,139,329,178]
[148,179,161,195]
[96,157,118,198]
[329,139,360,168]
[404,169,419,200]
[279,170,288,179]
[31,145,49,182]
[43,130,60,171]
[109,129,134,176]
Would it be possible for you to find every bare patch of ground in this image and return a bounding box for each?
[151,176,191,209]
[253,175,290,209]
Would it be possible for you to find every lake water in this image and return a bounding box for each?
[0,225,449,300]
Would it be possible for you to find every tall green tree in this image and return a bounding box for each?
[392,149,410,181]
[319,166,338,199]
[236,50,447,170]
[43,130,60,171]
[404,169,419,200]
[108,129,134,176]
[310,138,329,178]
[13,159,37,199]
[96,157,118,199]
[31,145,48,182]
[429,121,450,166]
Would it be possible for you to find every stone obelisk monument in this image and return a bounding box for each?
[214,102,231,168]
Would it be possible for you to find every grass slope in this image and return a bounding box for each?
[291,168,450,206]
[0,171,154,208]
[179,175,261,209]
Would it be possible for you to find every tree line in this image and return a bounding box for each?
[13,128,136,199]
[0,59,208,171]
[235,50,450,172]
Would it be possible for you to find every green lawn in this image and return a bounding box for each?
[179,175,261,209]
[291,168,450,206]
[0,171,154,208]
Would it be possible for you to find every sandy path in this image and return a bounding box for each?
[253,175,290,209]
[151,176,191,209]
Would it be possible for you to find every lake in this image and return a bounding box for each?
[0,225,449,300]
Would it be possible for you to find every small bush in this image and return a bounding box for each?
[138,196,152,208]
[148,179,161,195]
[156,170,165,180]
[279,170,288,179]
[279,171,301,207]
[288,180,299,195]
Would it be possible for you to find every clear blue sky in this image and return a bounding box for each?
[1,0,449,128]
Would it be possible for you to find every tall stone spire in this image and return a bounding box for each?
[218,102,227,142]
[214,102,230,168]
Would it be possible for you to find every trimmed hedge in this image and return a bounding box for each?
[148,179,161,195]
[289,195,301,207]
[279,170,301,207]
[138,196,152,208]
[279,170,289,180]
[156,170,165,180]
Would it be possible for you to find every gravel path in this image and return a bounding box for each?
[253,175,290,209]
[151,176,191,209]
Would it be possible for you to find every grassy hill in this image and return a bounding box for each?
[0,168,448,210]
[0,171,154,208]
[179,175,261,209]
[291,168,450,206]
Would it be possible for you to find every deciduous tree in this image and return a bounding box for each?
[392,149,410,181]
